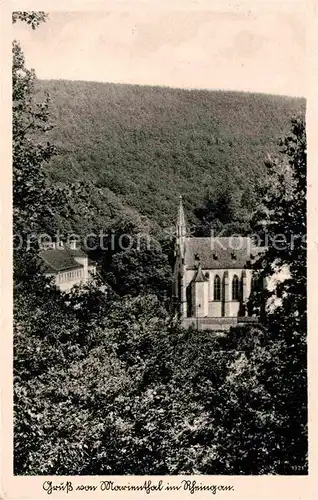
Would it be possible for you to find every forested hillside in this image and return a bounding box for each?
[36,80,305,228]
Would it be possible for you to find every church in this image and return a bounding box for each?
[173,196,263,330]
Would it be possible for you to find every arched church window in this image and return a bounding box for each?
[214,275,221,301]
[232,275,240,300]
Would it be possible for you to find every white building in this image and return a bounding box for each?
[39,241,96,292]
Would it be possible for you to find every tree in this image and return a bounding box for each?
[12,12,73,286]
[12,13,98,285]
[12,11,47,28]
[101,241,172,301]
[13,13,56,235]
[193,189,252,237]
[248,117,307,472]
[253,117,306,329]
[14,279,130,474]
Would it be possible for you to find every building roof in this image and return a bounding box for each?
[68,248,88,258]
[192,263,209,282]
[185,237,264,270]
[39,248,84,272]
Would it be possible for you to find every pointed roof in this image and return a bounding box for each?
[176,195,187,238]
[193,263,209,283]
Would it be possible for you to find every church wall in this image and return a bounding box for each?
[184,268,253,318]
[244,269,253,297]
[209,301,223,317]
[191,281,209,317]
[227,301,240,317]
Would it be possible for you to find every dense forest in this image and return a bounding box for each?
[13,12,307,476]
[36,79,305,230]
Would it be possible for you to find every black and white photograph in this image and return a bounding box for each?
[4,0,311,488]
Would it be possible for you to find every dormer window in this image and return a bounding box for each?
[69,239,79,250]
[213,252,218,260]
[231,251,237,260]
[194,253,200,261]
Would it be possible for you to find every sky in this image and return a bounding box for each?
[12,2,306,97]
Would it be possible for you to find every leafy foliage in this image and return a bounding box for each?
[12,19,73,285]
[12,38,56,236]
[193,188,254,236]
[251,118,306,327]
[248,117,307,471]
[15,287,307,475]
[12,11,47,29]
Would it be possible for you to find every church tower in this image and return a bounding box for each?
[176,195,187,259]
[174,196,187,318]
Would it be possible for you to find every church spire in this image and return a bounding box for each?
[173,195,187,318]
[176,195,187,260]
[176,195,187,239]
